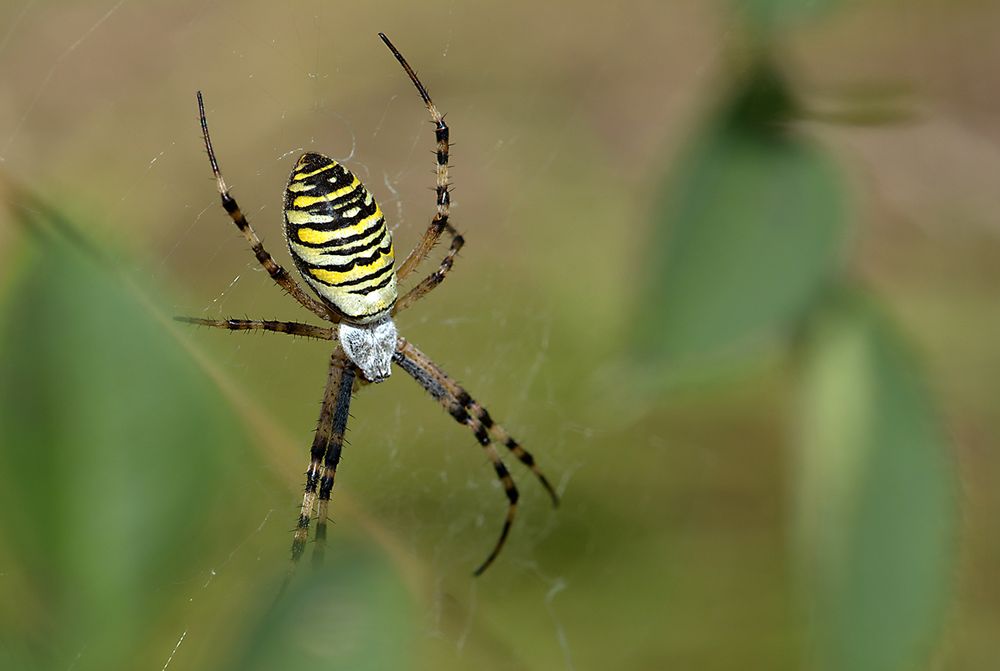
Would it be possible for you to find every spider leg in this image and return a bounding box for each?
[392,223,463,314]
[312,363,356,566]
[174,316,334,340]
[291,350,354,564]
[396,338,559,507]
[378,33,457,289]
[460,398,559,507]
[197,92,335,323]
[394,337,553,575]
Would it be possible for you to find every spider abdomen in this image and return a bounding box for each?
[284,153,397,323]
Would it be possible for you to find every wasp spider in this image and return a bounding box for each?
[178,34,558,575]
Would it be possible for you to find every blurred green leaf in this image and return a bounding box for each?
[794,291,955,671]
[225,545,414,671]
[735,0,842,33]
[634,66,849,373]
[0,211,244,670]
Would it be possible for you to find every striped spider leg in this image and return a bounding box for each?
[379,32,465,314]
[177,316,560,575]
[393,338,559,575]
[196,92,337,324]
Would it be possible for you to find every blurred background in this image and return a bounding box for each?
[0,0,997,669]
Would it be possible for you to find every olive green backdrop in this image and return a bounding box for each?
[1,1,998,669]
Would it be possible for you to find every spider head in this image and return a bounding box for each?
[338,318,397,382]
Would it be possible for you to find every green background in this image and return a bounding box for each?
[1,0,996,669]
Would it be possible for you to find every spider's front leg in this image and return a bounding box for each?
[393,337,559,574]
[292,351,355,564]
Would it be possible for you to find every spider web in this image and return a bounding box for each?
[0,1,724,668]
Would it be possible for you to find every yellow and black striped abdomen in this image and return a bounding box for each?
[284,153,397,323]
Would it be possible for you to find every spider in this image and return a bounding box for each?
[177,33,558,576]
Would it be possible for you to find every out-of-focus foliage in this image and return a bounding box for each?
[633,7,957,671]
[735,0,843,34]
[224,546,413,671]
[0,197,415,671]
[634,65,848,373]
[795,290,955,671]
[1,0,995,669]
[0,208,239,669]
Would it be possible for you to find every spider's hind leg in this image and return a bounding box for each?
[392,223,464,314]
[196,92,334,322]
[379,33,465,314]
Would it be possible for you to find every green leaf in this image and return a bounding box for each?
[0,216,244,669]
[634,66,849,375]
[225,544,414,671]
[794,291,956,671]
[735,0,843,34]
